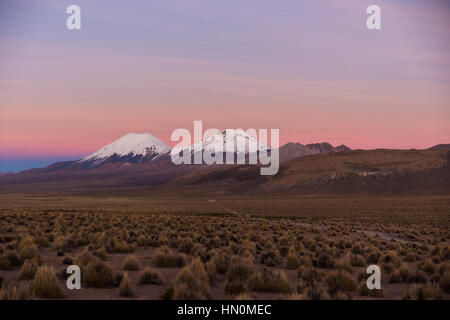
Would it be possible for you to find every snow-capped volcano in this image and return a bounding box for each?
[81,133,171,167]
[173,129,271,164]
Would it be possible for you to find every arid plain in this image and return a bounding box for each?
[0,194,448,300]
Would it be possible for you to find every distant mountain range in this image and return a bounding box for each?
[0,132,448,195]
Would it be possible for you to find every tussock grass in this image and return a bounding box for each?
[31,265,64,299]
[248,269,291,293]
[174,257,209,300]
[153,247,186,268]
[119,272,135,297]
[123,255,140,271]
[139,267,163,285]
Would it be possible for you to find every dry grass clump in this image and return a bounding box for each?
[138,267,163,285]
[19,259,38,280]
[316,252,336,269]
[53,236,68,251]
[211,249,231,274]
[350,254,366,267]
[294,286,331,300]
[123,255,140,271]
[73,248,96,267]
[174,257,209,300]
[31,265,64,299]
[364,247,381,264]
[0,283,31,300]
[390,264,410,284]
[382,251,400,267]
[18,236,39,260]
[234,292,253,300]
[358,282,384,297]
[83,260,114,288]
[248,269,292,293]
[111,238,133,254]
[325,270,357,295]
[153,247,187,268]
[421,259,436,274]
[260,249,282,266]
[119,272,135,297]
[404,283,442,300]
[205,260,217,284]
[297,265,322,285]
[285,246,300,269]
[226,255,254,283]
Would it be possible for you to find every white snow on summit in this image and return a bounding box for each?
[176,129,270,155]
[82,133,171,162]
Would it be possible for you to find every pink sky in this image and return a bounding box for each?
[0,0,449,158]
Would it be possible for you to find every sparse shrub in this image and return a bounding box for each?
[298,286,331,300]
[408,271,428,284]
[260,249,282,267]
[398,264,410,281]
[93,247,108,261]
[139,267,163,285]
[0,283,30,300]
[174,257,209,300]
[337,253,352,272]
[325,270,357,295]
[364,247,381,264]
[74,248,96,268]
[112,238,133,254]
[316,252,336,269]
[351,254,366,267]
[235,292,253,300]
[382,251,400,267]
[153,247,187,268]
[178,237,194,254]
[298,266,322,284]
[358,282,384,297]
[212,249,231,274]
[119,272,134,297]
[84,260,113,288]
[285,246,300,269]
[227,256,253,282]
[206,260,217,284]
[422,259,436,274]
[404,283,442,300]
[123,255,140,271]
[31,265,64,299]
[300,255,313,267]
[248,269,291,293]
[53,236,67,251]
[225,279,247,295]
[18,236,39,260]
[19,260,37,280]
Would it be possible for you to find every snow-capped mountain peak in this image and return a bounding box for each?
[82,133,171,163]
[181,129,270,155]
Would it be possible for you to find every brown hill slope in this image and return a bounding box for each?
[166,149,450,194]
